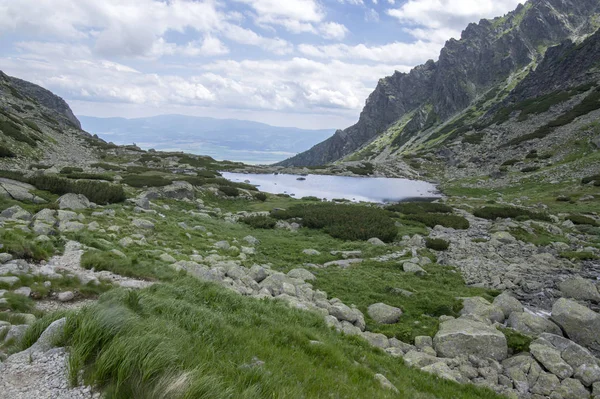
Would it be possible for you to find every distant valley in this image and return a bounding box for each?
[79,115,334,164]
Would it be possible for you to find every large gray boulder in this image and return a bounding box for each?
[530,341,574,380]
[57,193,91,210]
[559,277,600,303]
[552,298,600,351]
[0,205,31,221]
[507,312,563,337]
[0,178,46,203]
[142,181,194,200]
[460,296,505,323]
[433,317,508,361]
[367,303,403,324]
[492,292,524,318]
[29,317,66,352]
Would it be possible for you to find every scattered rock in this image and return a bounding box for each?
[402,262,427,275]
[559,277,600,303]
[367,303,403,324]
[433,317,508,361]
[367,237,385,246]
[131,219,155,230]
[57,193,90,210]
[57,291,75,302]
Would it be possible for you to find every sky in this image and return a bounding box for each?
[0,0,523,129]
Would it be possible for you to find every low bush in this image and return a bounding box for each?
[520,166,540,173]
[463,133,484,144]
[581,174,600,184]
[425,238,450,251]
[501,159,520,166]
[556,196,571,202]
[272,203,397,242]
[122,174,172,188]
[0,120,36,147]
[253,192,267,202]
[473,206,551,222]
[0,144,15,158]
[301,196,321,201]
[91,163,124,171]
[567,214,598,226]
[242,215,276,229]
[525,150,538,159]
[28,175,125,204]
[559,251,599,261]
[64,173,113,181]
[23,120,42,133]
[386,202,452,214]
[30,164,51,170]
[406,213,470,230]
[347,163,374,176]
[197,170,221,178]
[60,167,83,174]
[218,186,239,197]
[500,328,532,353]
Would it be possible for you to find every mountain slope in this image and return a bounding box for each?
[279,0,600,167]
[79,115,334,164]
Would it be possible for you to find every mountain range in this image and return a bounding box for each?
[279,0,600,179]
[79,115,333,164]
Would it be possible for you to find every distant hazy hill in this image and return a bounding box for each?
[79,115,334,164]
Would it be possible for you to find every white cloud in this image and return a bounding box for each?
[319,22,349,40]
[298,40,441,64]
[388,0,522,40]
[365,9,380,22]
[233,0,324,33]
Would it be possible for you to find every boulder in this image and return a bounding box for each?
[367,303,403,324]
[402,262,427,275]
[507,312,563,337]
[287,268,316,281]
[159,253,176,263]
[0,205,31,221]
[559,277,600,303]
[403,350,440,368]
[492,292,524,318]
[530,341,574,380]
[33,208,56,224]
[131,219,155,230]
[552,298,600,351]
[374,374,398,393]
[57,193,90,210]
[433,317,508,361]
[214,241,230,250]
[421,362,462,383]
[0,178,45,203]
[244,236,260,246]
[57,291,75,302]
[557,378,591,399]
[367,237,386,246]
[28,317,66,352]
[302,249,320,256]
[460,296,505,323]
[361,331,389,348]
[58,221,85,232]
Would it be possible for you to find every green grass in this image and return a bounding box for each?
[241,215,277,229]
[509,225,567,246]
[80,250,180,281]
[91,163,125,171]
[0,230,61,262]
[0,143,15,157]
[62,279,502,399]
[347,162,375,176]
[0,119,36,147]
[313,260,497,342]
[559,251,599,261]
[0,292,37,313]
[19,311,72,351]
[567,214,598,226]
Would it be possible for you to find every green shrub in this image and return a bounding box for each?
[521,166,540,173]
[581,174,600,184]
[406,213,470,230]
[272,203,397,242]
[500,328,532,353]
[567,214,598,226]
[386,202,453,214]
[24,120,42,133]
[122,174,172,188]
[556,196,571,202]
[197,170,221,178]
[347,163,374,176]
[425,238,449,251]
[473,206,550,222]
[463,133,484,144]
[525,150,538,159]
[301,196,321,201]
[501,159,520,166]
[28,175,125,204]
[242,215,276,229]
[0,120,36,147]
[218,186,239,197]
[91,163,124,171]
[64,173,113,181]
[253,192,267,202]
[60,167,83,174]
[29,164,51,170]
[0,144,15,158]
[559,251,599,261]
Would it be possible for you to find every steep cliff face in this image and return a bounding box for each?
[0,72,81,129]
[280,0,600,167]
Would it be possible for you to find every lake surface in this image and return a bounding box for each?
[222,172,440,203]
